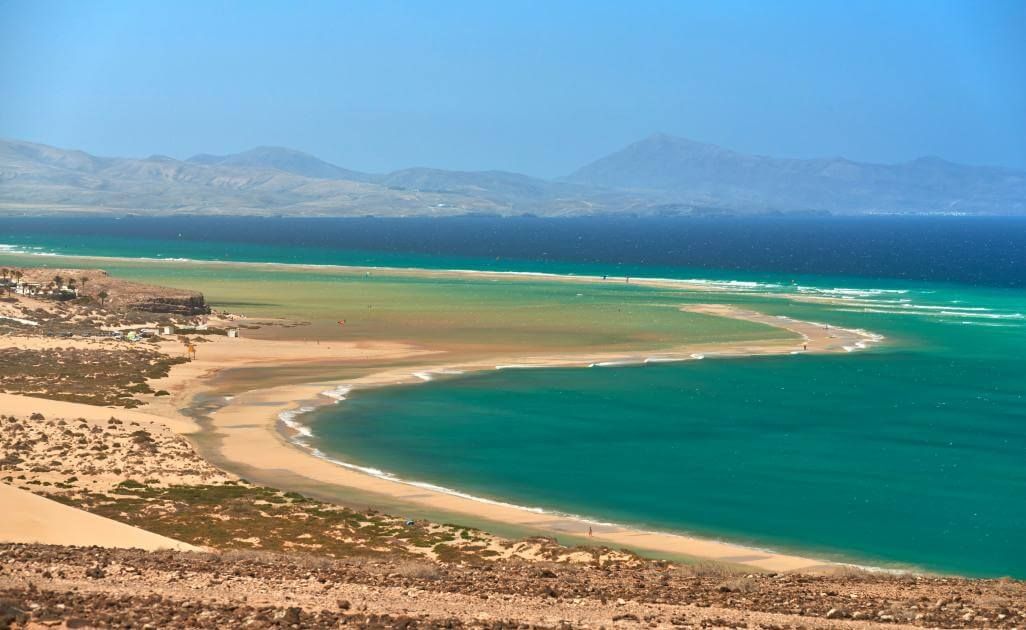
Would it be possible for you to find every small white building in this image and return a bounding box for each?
[227,327,240,338]
[162,325,175,335]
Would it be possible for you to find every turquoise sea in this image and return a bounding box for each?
[1,216,1024,577]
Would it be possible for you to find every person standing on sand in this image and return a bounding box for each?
[588,526,593,537]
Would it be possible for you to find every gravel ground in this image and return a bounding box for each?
[2,544,1023,629]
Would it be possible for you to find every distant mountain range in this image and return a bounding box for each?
[1,134,1022,216]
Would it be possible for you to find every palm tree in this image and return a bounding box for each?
[53,275,64,290]
[98,290,109,307]
[79,277,88,293]
[1,268,8,281]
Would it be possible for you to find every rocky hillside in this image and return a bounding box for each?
[11,267,209,315]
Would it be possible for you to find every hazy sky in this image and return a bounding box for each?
[1,0,1024,177]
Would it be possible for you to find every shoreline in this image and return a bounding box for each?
[189,304,886,574]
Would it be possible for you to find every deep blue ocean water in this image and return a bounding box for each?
[1,215,1025,286]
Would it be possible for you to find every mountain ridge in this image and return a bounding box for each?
[1,135,1022,216]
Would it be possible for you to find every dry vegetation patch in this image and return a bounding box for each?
[0,347,187,407]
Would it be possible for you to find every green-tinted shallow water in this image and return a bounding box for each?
[1,231,1024,576]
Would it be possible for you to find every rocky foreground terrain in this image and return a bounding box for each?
[3,408,1025,628]
[2,544,1025,629]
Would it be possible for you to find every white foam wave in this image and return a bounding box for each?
[938,311,1023,320]
[908,305,991,312]
[834,308,1023,320]
[412,368,465,381]
[320,385,352,401]
[671,278,783,291]
[278,406,316,438]
[796,286,909,298]
[643,357,684,364]
[833,301,994,313]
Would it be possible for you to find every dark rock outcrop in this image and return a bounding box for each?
[128,294,210,315]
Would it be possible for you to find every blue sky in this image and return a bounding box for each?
[1,0,1024,176]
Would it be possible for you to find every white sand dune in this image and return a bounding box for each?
[0,483,199,551]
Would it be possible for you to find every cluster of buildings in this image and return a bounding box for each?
[108,324,239,341]
[1,276,80,299]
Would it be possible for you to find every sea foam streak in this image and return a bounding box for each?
[835,308,1023,320]
[796,286,909,298]
[412,368,464,381]
[278,406,316,439]
[320,385,352,401]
